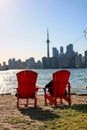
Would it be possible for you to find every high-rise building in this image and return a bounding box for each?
[26,57,35,69]
[52,47,58,57]
[66,44,75,68]
[60,46,64,55]
[42,57,47,69]
[66,44,74,57]
[85,50,87,67]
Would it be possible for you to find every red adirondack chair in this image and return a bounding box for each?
[43,70,71,106]
[16,70,39,107]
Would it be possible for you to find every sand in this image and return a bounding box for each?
[0,94,87,130]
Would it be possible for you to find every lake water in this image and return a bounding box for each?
[0,69,87,95]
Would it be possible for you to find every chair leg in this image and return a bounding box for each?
[25,99,28,107]
[44,95,47,106]
[63,96,71,106]
[60,98,62,104]
[34,97,37,107]
[69,99,71,106]
[54,98,57,107]
[17,98,19,108]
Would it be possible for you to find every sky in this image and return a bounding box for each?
[0,0,87,64]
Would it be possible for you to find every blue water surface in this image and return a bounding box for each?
[0,69,87,94]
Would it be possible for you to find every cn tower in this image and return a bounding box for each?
[46,28,50,68]
[46,28,50,59]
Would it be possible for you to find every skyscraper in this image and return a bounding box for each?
[52,47,58,57]
[60,46,64,55]
[66,44,75,67]
[85,50,87,67]
[66,44,73,57]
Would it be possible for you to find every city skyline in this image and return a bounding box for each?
[0,43,86,65]
[0,43,87,70]
[0,0,87,64]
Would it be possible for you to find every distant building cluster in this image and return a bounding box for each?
[42,44,87,69]
[0,57,42,70]
[0,29,87,70]
[0,43,87,70]
[42,29,87,69]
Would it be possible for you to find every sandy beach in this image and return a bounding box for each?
[0,94,87,130]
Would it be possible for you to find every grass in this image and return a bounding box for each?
[2,116,34,130]
[39,104,87,130]
[3,116,34,125]
[2,104,87,130]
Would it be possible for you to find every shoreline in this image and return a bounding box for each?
[0,93,87,106]
[0,92,87,96]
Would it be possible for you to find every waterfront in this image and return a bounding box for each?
[0,69,87,94]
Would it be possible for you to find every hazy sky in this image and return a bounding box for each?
[0,0,87,64]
